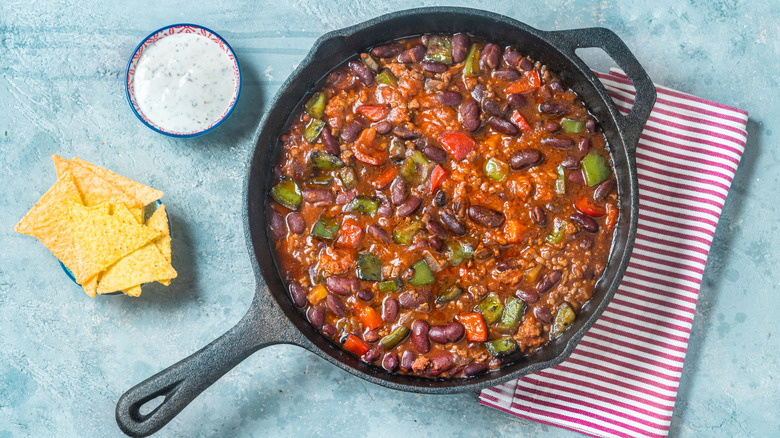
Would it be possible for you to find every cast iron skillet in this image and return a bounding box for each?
[116,7,655,437]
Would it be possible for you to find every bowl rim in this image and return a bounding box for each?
[124,23,242,138]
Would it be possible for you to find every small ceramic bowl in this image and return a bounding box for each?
[125,24,241,137]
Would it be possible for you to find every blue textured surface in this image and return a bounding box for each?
[1,1,778,437]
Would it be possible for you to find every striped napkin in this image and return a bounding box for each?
[479,69,749,438]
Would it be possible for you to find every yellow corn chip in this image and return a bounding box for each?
[53,156,144,223]
[146,204,172,285]
[14,171,83,274]
[73,157,163,207]
[82,276,98,298]
[122,285,143,297]
[68,201,159,284]
[97,243,177,294]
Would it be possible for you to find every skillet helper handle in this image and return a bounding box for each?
[547,27,656,148]
[115,305,268,437]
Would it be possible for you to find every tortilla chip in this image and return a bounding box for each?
[96,243,177,295]
[72,157,163,206]
[53,155,144,222]
[68,201,160,284]
[82,276,98,298]
[122,285,143,297]
[14,171,83,273]
[146,204,172,285]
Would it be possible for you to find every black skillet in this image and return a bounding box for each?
[116,7,656,436]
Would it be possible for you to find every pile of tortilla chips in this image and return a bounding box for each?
[14,156,177,297]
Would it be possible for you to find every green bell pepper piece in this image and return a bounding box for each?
[309,151,344,170]
[339,167,357,189]
[377,279,402,293]
[376,68,398,87]
[425,35,453,65]
[555,165,566,195]
[270,176,302,210]
[304,91,327,119]
[304,118,326,144]
[475,293,504,325]
[357,253,383,281]
[347,196,380,216]
[311,216,338,240]
[462,44,480,76]
[560,118,585,134]
[484,337,519,358]
[379,325,410,350]
[550,303,576,340]
[436,282,463,305]
[581,151,612,187]
[400,151,432,186]
[546,219,567,245]
[392,221,423,245]
[445,241,473,266]
[308,175,333,186]
[409,260,435,286]
[495,297,526,334]
[360,53,380,73]
[483,157,508,181]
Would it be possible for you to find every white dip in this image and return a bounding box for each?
[133,33,236,133]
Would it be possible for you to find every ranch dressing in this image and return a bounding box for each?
[133,33,236,133]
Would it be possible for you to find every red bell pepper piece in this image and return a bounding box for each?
[510,110,532,132]
[574,196,606,217]
[353,302,383,331]
[356,104,391,122]
[336,216,363,248]
[343,334,370,356]
[506,70,541,94]
[438,131,475,161]
[458,312,488,342]
[373,167,397,189]
[604,203,618,232]
[353,127,386,166]
[430,165,447,193]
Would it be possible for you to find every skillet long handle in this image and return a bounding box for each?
[546,27,657,148]
[115,301,281,437]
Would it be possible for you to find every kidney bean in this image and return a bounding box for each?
[321,323,336,337]
[428,236,444,252]
[496,259,518,271]
[289,281,307,307]
[382,297,399,322]
[367,224,392,245]
[471,84,486,102]
[372,120,392,135]
[438,210,466,235]
[516,288,539,304]
[348,60,373,86]
[571,212,599,232]
[464,362,488,377]
[482,99,503,116]
[357,289,375,302]
[371,43,403,58]
[536,270,563,295]
[429,353,455,375]
[445,322,465,342]
[509,148,543,170]
[518,57,534,71]
[549,80,565,92]
[401,351,417,370]
[336,189,357,205]
[452,33,470,63]
[503,47,521,66]
[493,68,521,81]
[537,85,553,100]
[534,306,553,324]
[544,121,560,133]
[426,220,447,238]
[459,99,481,132]
[397,195,423,217]
[539,101,570,116]
[422,144,447,163]
[341,120,363,142]
[488,116,518,136]
[377,204,393,217]
[364,329,382,343]
[389,138,407,161]
[363,346,383,363]
[286,212,305,235]
[307,304,325,328]
[382,352,399,372]
[437,90,463,107]
[561,155,581,170]
[302,188,335,205]
[390,177,408,205]
[594,179,615,202]
[506,93,527,109]
[411,320,431,353]
[568,170,585,185]
[468,205,505,228]
[427,325,447,344]
[577,137,591,154]
[579,238,594,250]
[393,125,421,140]
[421,60,448,73]
[326,276,359,296]
[326,293,346,317]
[586,116,597,133]
[479,43,502,70]
[541,137,574,150]
[399,288,431,309]
[320,125,340,155]
[398,45,427,63]
[269,209,286,240]
[434,190,447,207]
[529,206,547,226]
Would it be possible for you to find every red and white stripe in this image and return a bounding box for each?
[480,69,748,438]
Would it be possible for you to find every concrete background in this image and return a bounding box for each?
[1,0,777,436]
